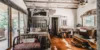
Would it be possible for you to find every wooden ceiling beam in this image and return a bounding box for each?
[27,6,78,9]
[25,1,79,4]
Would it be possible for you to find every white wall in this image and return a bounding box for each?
[50,8,77,28]
[77,0,97,24]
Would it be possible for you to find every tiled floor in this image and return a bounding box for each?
[50,37,87,50]
[0,40,8,50]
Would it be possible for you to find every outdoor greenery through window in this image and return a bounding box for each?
[0,2,8,29]
[20,12,24,33]
[12,8,18,37]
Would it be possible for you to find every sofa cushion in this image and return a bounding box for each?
[14,42,40,50]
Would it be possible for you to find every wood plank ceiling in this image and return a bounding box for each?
[24,0,80,9]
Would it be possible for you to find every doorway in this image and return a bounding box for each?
[51,17,58,36]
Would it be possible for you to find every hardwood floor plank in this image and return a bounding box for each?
[50,37,88,50]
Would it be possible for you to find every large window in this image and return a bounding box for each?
[82,9,97,27]
[83,15,95,26]
[0,2,26,50]
[0,2,8,50]
[62,20,67,26]
[61,17,67,26]
[12,8,18,37]
[83,15,97,27]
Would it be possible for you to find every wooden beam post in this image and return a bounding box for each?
[18,11,20,43]
[97,0,100,50]
[8,6,12,50]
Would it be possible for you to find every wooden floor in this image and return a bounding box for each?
[50,36,88,50]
